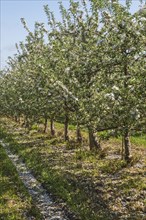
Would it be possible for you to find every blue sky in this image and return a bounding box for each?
[0,0,145,70]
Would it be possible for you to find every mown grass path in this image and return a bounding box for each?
[0,140,69,220]
[0,144,43,220]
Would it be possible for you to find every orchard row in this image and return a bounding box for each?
[0,0,146,161]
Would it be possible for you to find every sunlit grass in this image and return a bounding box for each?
[0,145,42,220]
[131,135,146,147]
[0,117,145,220]
[111,134,146,148]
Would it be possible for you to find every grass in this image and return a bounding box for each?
[0,144,42,220]
[0,117,146,220]
[113,134,146,148]
[131,135,146,147]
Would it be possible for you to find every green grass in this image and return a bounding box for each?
[131,135,146,147]
[0,118,145,220]
[1,141,102,220]
[0,144,42,220]
[112,134,146,148]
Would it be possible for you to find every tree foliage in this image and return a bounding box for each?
[0,0,146,161]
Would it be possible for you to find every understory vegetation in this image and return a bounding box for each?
[0,139,42,220]
[0,118,145,220]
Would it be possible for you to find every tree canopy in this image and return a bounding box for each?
[0,0,146,161]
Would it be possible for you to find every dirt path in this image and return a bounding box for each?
[0,140,69,220]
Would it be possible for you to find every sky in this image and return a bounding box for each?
[0,0,145,70]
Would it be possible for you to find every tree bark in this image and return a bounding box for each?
[88,129,101,151]
[24,116,30,129]
[64,100,69,141]
[64,113,69,141]
[43,117,48,133]
[76,123,82,143]
[14,115,18,122]
[123,129,131,162]
[50,118,55,136]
